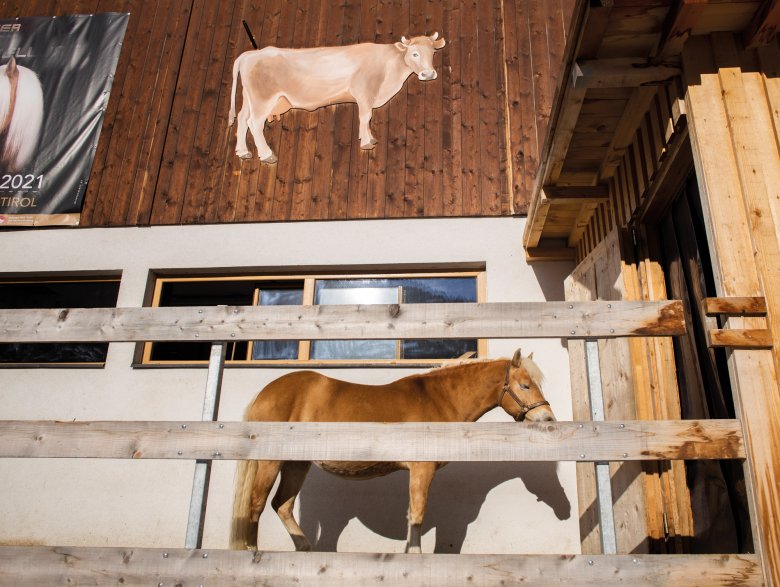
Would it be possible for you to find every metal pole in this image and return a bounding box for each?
[584,339,617,554]
[185,340,226,549]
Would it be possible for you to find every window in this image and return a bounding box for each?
[0,277,121,366]
[142,272,483,365]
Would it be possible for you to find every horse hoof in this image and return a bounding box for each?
[260,154,278,164]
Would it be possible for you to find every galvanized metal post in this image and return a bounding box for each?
[584,339,617,554]
[185,340,226,549]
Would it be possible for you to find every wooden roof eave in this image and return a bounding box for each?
[523,0,772,260]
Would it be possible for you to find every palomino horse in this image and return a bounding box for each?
[230,349,554,553]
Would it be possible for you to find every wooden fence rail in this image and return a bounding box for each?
[0,300,752,586]
[0,300,685,342]
[0,547,762,587]
[0,419,744,462]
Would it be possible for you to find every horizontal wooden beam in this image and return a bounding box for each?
[0,547,761,586]
[525,246,577,262]
[543,185,610,206]
[703,296,768,316]
[574,59,681,89]
[0,301,686,342]
[0,419,744,461]
[709,329,773,349]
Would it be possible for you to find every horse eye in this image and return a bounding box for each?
[518,383,530,390]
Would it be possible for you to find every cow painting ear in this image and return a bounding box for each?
[433,38,446,50]
[394,41,407,52]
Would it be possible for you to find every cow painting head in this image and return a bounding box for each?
[395,33,446,81]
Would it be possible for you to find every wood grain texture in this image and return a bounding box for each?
[684,33,780,586]
[0,301,685,342]
[0,420,744,461]
[23,0,570,226]
[0,548,762,587]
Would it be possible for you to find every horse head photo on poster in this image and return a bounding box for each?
[0,56,43,172]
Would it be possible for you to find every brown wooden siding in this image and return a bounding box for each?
[0,0,573,226]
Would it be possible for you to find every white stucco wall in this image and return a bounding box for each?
[0,217,579,554]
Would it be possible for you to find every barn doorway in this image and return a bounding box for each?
[655,172,753,554]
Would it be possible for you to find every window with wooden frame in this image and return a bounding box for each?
[141,272,486,366]
[0,276,121,366]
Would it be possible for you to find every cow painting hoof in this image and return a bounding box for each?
[237,150,252,160]
[260,154,278,164]
[360,139,378,150]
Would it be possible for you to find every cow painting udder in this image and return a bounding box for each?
[229,33,445,164]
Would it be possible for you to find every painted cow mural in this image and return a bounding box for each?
[229,33,445,163]
[0,57,43,172]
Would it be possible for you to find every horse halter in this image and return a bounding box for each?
[498,362,550,422]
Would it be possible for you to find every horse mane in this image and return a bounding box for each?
[435,355,545,388]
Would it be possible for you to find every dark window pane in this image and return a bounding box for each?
[0,280,119,364]
[402,339,478,360]
[149,280,257,362]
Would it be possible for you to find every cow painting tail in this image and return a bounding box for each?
[230,458,258,549]
[228,52,244,127]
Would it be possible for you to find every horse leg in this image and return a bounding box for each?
[405,462,437,554]
[271,461,312,551]
[246,460,284,549]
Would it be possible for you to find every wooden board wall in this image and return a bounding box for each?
[565,229,694,555]
[0,0,574,226]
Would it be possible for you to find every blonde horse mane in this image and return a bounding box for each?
[436,352,545,388]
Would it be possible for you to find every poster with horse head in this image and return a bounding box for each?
[0,14,128,227]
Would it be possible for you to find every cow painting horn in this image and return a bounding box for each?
[430,32,439,41]
[401,36,410,45]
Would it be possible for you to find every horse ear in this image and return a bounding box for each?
[5,56,16,76]
[528,351,534,360]
[511,348,523,367]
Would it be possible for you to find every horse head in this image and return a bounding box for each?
[498,349,555,422]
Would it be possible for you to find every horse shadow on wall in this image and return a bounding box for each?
[297,461,571,553]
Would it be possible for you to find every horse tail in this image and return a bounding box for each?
[228,52,243,127]
[230,458,258,549]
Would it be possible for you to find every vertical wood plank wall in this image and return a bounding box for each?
[683,33,780,586]
[0,0,574,225]
[565,230,693,555]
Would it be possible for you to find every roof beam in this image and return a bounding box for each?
[574,58,681,89]
[599,87,659,180]
[547,66,589,184]
[653,0,709,61]
[544,185,610,205]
